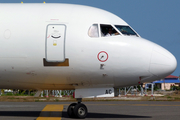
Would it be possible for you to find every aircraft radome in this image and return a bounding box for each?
[0,3,177,118]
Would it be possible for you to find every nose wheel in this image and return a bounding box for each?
[67,99,88,119]
[74,103,87,118]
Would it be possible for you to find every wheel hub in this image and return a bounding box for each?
[78,107,85,116]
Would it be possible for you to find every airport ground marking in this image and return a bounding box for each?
[36,104,63,120]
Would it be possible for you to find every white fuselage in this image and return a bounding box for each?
[0,4,177,90]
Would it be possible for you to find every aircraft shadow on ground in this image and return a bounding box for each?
[86,113,151,118]
[0,111,151,119]
[62,112,151,118]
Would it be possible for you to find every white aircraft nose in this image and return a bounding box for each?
[149,45,177,78]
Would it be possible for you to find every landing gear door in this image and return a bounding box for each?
[46,24,66,62]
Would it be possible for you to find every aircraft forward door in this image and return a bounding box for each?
[46,24,66,62]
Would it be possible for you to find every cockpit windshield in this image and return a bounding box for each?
[100,24,119,37]
[115,25,138,36]
[88,24,139,38]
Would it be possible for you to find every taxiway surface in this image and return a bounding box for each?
[0,101,179,120]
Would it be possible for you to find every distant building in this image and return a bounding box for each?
[153,75,180,90]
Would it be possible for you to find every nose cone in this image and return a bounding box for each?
[149,45,177,78]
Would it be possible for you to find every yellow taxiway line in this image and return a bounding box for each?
[36,104,63,120]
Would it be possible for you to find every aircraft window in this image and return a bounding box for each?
[88,24,99,37]
[115,25,138,36]
[100,24,119,37]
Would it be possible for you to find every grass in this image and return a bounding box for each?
[7,97,16,99]
[167,96,172,98]
[35,99,40,102]
[174,97,180,100]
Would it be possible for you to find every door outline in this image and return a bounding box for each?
[45,24,66,62]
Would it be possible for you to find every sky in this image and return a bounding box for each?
[1,0,180,76]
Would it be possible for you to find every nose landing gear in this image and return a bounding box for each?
[67,98,88,119]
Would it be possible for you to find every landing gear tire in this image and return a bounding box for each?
[67,103,77,118]
[74,103,88,119]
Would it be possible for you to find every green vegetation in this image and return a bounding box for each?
[1,90,36,96]
[174,97,180,100]
[2,93,14,96]
[171,86,180,90]
[167,96,172,98]
[35,99,40,102]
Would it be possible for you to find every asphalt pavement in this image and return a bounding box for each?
[0,101,179,120]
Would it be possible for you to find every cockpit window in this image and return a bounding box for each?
[115,25,138,36]
[100,24,120,37]
[88,24,99,37]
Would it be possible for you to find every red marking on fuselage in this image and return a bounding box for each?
[97,51,109,62]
